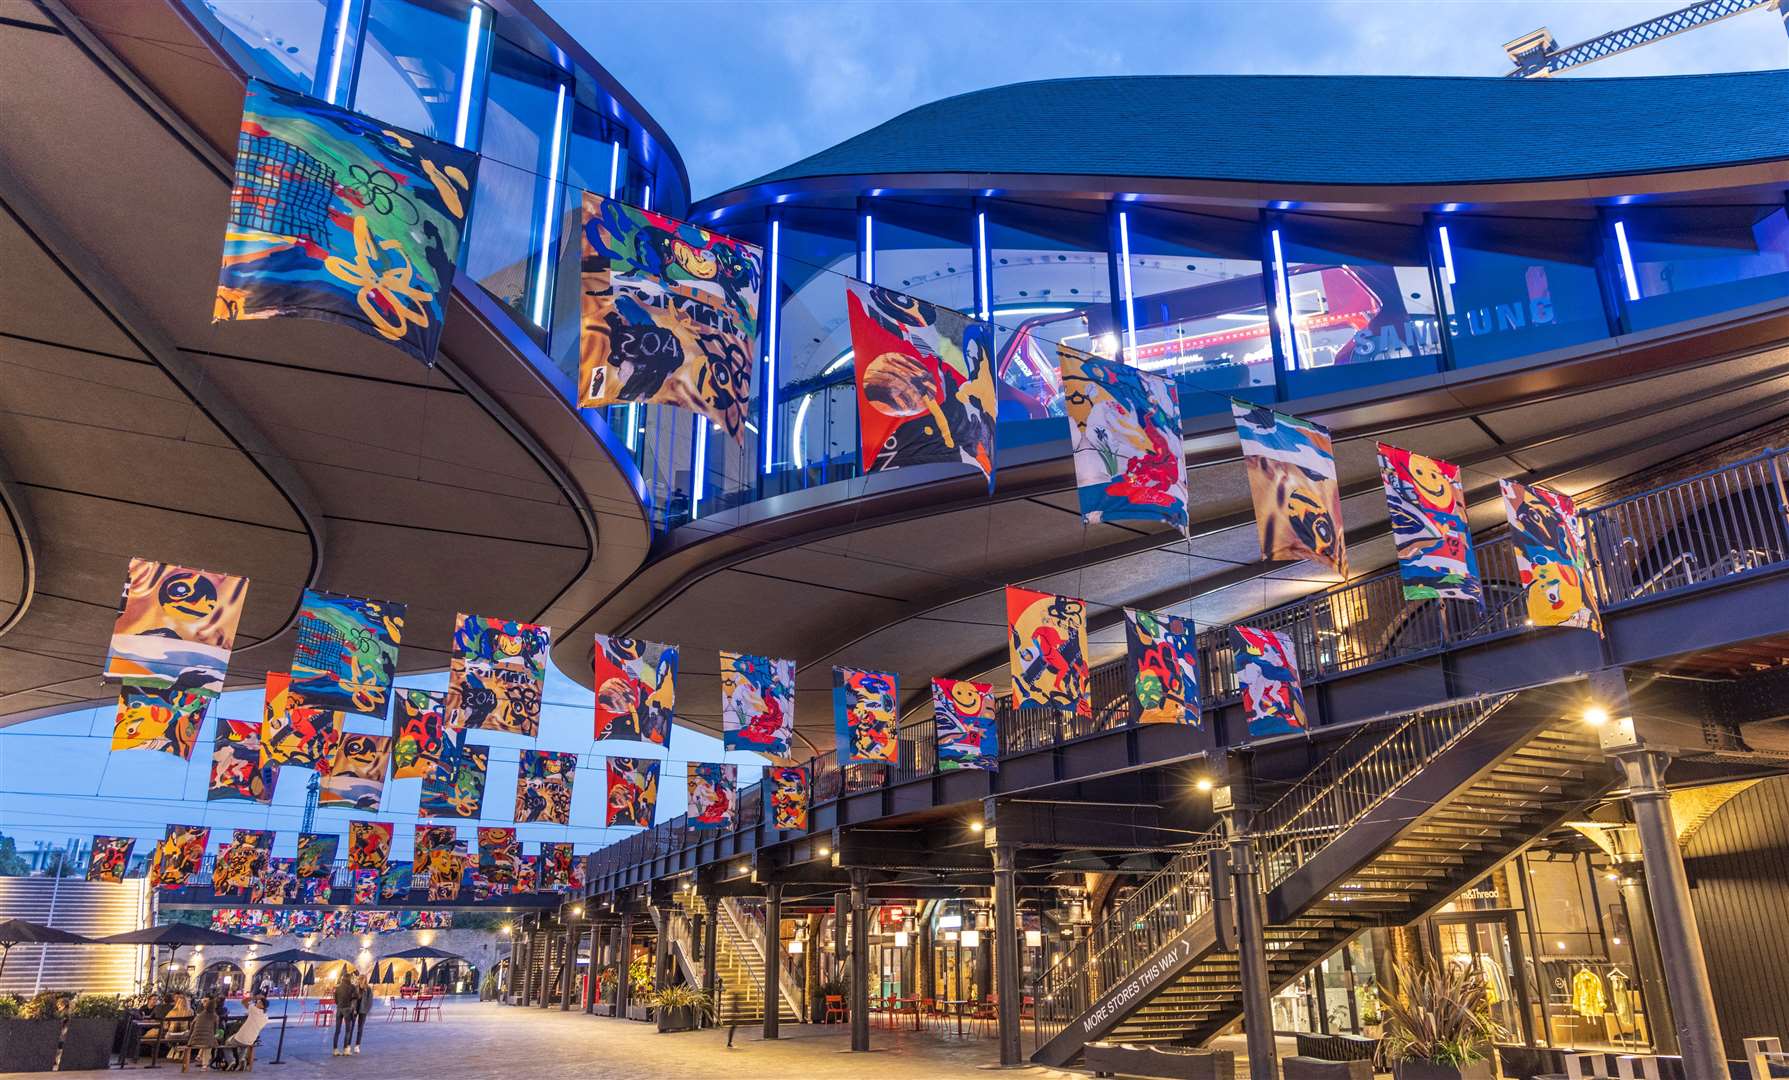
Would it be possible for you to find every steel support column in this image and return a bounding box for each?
[561,927,578,1010]
[1615,863,1677,1054]
[1223,795,1278,1080]
[764,884,783,1040]
[617,917,634,1020]
[702,901,719,1000]
[539,928,556,1009]
[653,907,672,994]
[850,872,871,1051]
[992,845,1022,1067]
[583,925,599,1014]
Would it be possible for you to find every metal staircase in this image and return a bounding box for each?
[1030,693,1615,1065]
[667,893,800,1026]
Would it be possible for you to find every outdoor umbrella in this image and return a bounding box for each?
[380,945,463,988]
[0,919,91,980]
[95,923,261,986]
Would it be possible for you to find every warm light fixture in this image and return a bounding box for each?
[788,939,803,955]
[893,931,909,948]
[501,924,513,935]
[961,929,982,948]
[571,905,584,917]
[939,914,962,930]
[1612,936,1623,946]
[969,821,984,833]
[817,846,831,858]
[1025,929,1043,948]
[1195,777,1214,793]
[1583,706,1610,727]
[1555,940,1567,951]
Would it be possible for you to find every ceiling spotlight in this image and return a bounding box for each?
[817,846,831,858]
[1194,777,1214,793]
[1583,706,1610,727]
[969,821,985,833]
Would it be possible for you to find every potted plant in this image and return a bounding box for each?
[1359,991,1386,1039]
[816,974,848,1023]
[60,995,126,1071]
[0,992,62,1073]
[649,985,714,1033]
[1376,960,1502,1080]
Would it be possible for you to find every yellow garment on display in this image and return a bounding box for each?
[1572,966,1607,1019]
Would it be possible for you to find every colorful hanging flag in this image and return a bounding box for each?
[215,79,478,363]
[252,858,294,905]
[539,842,579,892]
[721,650,795,757]
[932,678,997,771]
[576,192,763,441]
[259,671,342,769]
[295,876,332,905]
[346,821,394,871]
[150,824,209,891]
[1006,586,1091,717]
[833,666,898,764]
[1231,625,1307,739]
[605,757,660,827]
[211,829,272,895]
[1378,444,1481,603]
[1060,346,1187,529]
[391,688,452,780]
[288,590,405,716]
[376,861,413,903]
[350,870,378,905]
[447,614,550,737]
[1125,608,1202,727]
[427,853,468,902]
[102,558,249,695]
[1232,402,1348,577]
[687,763,737,829]
[320,732,392,812]
[593,634,678,745]
[843,280,997,483]
[514,749,577,825]
[295,833,338,879]
[765,766,808,830]
[207,718,277,803]
[1501,479,1602,634]
[477,827,520,893]
[112,686,209,760]
[413,825,459,889]
[515,854,539,895]
[87,836,136,883]
[418,729,487,818]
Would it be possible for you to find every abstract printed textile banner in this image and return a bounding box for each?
[351,869,378,906]
[514,749,576,825]
[390,688,451,780]
[208,719,277,803]
[687,762,737,829]
[418,729,487,819]
[1124,608,1201,727]
[539,842,580,891]
[295,833,338,878]
[212,829,271,894]
[843,281,996,483]
[577,192,763,442]
[447,614,549,737]
[376,861,413,903]
[1006,587,1090,718]
[253,859,294,905]
[605,757,659,828]
[427,854,468,902]
[413,825,459,889]
[320,732,391,811]
[103,558,248,695]
[1232,403,1347,577]
[1231,625,1307,739]
[1501,480,1602,634]
[1060,347,1188,529]
[720,651,795,757]
[346,821,393,871]
[216,80,478,364]
[592,634,677,745]
[1378,444,1481,603]
[150,824,209,891]
[766,766,808,831]
[112,686,209,760]
[932,678,996,771]
[477,827,520,892]
[259,671,341,769]
[833,666,898,764]
[87,836,135,883]
[288,590,405,716]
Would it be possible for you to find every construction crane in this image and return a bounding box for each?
[1504,0,1788,77]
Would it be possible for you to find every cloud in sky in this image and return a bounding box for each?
[542,0,1786,200]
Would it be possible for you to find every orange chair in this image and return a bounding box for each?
[823,994,847,1025]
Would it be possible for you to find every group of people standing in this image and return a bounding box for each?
[331,969,375,1055]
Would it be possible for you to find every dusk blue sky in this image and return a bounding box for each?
[542,0,1789,199]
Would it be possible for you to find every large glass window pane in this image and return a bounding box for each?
[1439,215,1612,367]
[771,207,859,488]
[566,103,627,201]
[351,0,487,144]
[988,201,1113,419]
[1123,207,1273,394]
[1620,203,1789,331]
[191,0,329,90]
[1279,214,1441,370]
[871,201,973,313]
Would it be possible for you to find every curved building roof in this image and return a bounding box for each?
[738,71,1789,192]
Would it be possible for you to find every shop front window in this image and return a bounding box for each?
[192,0,329,91]
[1438,215,1613,367]
[1278,214,1441,376]
[987,200,1113,419]
[1618,203,1789,331]
[1122,206,1274,397]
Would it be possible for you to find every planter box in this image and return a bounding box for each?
[1393,1060,1495,1080]
[58,1017,122,1071]
[0,1019,61,1072]
[655,1005,701,1033]
[1084,1042,1235,1079]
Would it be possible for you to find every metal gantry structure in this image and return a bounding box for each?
[1504,0,1787,77]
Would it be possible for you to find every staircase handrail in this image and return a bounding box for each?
[718,898,802,1020]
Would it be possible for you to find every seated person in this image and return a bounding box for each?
[185,994,223,1069]
[220,995,271,1070]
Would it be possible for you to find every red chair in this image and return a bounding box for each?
[823,994,847,1025]
[415,993,440,1022]
[313,1000,334,1028]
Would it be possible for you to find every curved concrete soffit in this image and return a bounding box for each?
[0,450,39,639]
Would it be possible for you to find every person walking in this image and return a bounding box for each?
[331,969,358,1056]
[350,970,373,1054]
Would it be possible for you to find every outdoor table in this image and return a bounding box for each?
[939,998,971,1036]
[898,996,922,1031]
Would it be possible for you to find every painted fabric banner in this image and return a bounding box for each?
[720,651,795,756]
[1124,608,1201,727]
[260,671,342,769]
[208,718,277,803]
[413,825,459,888]
[932,678,997,771]
[346,821,394,870]
[477,827,520,892]
[514,749,577,825]
[212,830,272,894]
[1060,347,1188,529]
[216,79,478,363]
[687,762,737,829]
[351,869,378,905]
[103,558,249,694]
[1231,625,1307,739]
[1378,444,1482,603]
[320,732,391,811]
[766,766,808,830]
[376,861,413,903]
[1232,402,1348,577]
[151,824,209,891]
[391,688,451,779]
[1006,586,1091,718]
[112,686,209,760]
[288,590,405,716]
[295,833,338,878]
[833,666,898,764]
[577,192,764,441]
[605,757,660,827]
[1501,479,1602,634]
[843,281,997,483]
[428,854,468,902]
[418,729,488,819]
[515,855,538,895]
[539,842,579,891]
[88,836,136,883]
[252,859,294,905]
[447,614,550,736]
[592,634,677,745]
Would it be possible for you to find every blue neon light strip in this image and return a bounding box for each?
[1613,220,1641,302]
[528,81,568,327]
[1271,227,1296,371]
[761,219,782,475]
[1437,224,1457,286]
[1118,210,1138,360]
[862,213,874,285]
[976,210,991,320]
[451,4,483,148]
